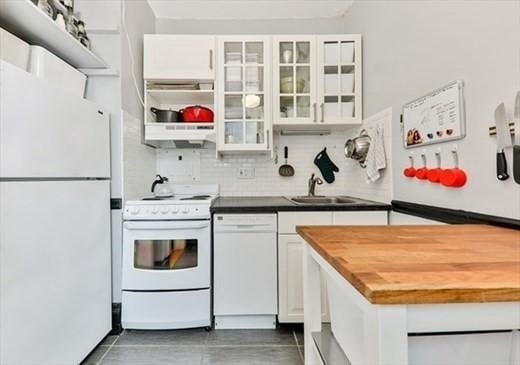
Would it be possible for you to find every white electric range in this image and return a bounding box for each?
[121,184,218,330]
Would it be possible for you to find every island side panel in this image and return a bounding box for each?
[302,243,323,364]
[305,243,409,365]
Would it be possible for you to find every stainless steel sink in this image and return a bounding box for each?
[290,196,335,204]
[334,197,358,204]
[288,196,366,205]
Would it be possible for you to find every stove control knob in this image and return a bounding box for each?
[130,207,140,215]
[160,207,170,214]
[170,206,179,214]
[182,207,190,214]
[151,207,159,215]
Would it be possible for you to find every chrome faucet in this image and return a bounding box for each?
[308,173,323,197]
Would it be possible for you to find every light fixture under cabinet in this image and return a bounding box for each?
[280,129,331,136]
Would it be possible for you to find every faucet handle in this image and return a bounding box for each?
[316,177,323,185]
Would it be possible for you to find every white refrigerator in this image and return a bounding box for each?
[0,61,112,364]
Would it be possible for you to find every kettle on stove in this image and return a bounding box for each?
[151,174,173,198]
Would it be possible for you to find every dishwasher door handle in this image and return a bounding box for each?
[215,225,277,233]
[216,223,273,228]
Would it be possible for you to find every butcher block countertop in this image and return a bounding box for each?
[296,225,520,305]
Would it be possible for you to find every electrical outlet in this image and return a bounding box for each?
[237,166,255,179]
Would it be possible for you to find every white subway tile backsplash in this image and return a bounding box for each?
[342,108,393,203]
[123,112,156,200]
[154,109,393,201]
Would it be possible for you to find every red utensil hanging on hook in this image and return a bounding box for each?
[403,155,416,177]
[440,148,467,187]
[427,151,443,183]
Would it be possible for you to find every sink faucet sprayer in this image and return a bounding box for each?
[308,173,323,197]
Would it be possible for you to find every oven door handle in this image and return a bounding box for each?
[124,221,210,230]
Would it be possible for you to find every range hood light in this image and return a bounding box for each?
[280,129,331,136]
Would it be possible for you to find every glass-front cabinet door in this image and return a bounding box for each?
[317,35,362,124]
[273,36,317,125]
[217,37,272,152]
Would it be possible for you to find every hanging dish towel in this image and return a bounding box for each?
[314,148,339,183]
[365,123,387,182]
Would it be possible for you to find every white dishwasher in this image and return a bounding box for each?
[213,214,278,329]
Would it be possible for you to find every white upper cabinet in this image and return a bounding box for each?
[273,35,362,126]
[317,35,362,124]
[273,36,317,125]
[141,34,362,147]
[216,36,272,153]
[144,35,216,81]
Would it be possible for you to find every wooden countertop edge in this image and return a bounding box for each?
[296,225,520,305]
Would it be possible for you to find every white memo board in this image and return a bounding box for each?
[401,80,466,148]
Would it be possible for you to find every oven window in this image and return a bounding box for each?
[134,239,198,270]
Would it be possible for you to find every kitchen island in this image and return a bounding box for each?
[297,225,520,365]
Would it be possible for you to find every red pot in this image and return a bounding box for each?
[181,105,214,123]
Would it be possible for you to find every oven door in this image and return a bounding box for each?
[122,220,210,291]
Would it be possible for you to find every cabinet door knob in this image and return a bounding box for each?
[313,103,317,123]
[209,49,213,70]
[320,103,324,123]
[266,129,270,149]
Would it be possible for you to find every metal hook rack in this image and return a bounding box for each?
[489,122,516,136]
[451,146,460,168]
[434,150,441,168]
[420,151,427,167]
[408,154,414,167]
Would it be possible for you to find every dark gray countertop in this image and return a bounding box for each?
[210,196,391,214]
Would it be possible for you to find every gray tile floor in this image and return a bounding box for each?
[82,326,304,365]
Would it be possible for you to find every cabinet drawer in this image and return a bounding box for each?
[332,211,388,225]
[278,212,332,234]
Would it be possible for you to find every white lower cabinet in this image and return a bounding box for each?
[278,234,330,323]
[278,211,388,323]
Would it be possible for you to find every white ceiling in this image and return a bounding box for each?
[147,0,355,20]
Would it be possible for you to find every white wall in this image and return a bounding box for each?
[342,0,520,219]
[123,111,156,200]
[155,18,348,35]
[121,0,155,120]
[121,0,157,200]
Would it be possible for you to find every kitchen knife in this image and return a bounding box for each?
[495,103,510,181]
[513,91,520,184]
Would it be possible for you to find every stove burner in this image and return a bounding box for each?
[180,195,211,201]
